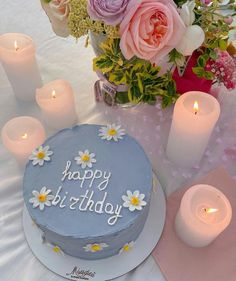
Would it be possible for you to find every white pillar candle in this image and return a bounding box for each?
[175,184,232,248]
[1,116,46,165]
[166,91,220,167]
[0,33,42,101]
[36,79,77,130]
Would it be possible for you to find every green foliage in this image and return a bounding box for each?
[184,0,235,81]
[192,66,214,80]
[218,39,227,51]
[194,1,232,51]
[173,0,185,5]
[169,49,184,64]
[192,51,214,80]
[93,38,179,107]
[94,55,114,73]
[43,0,52,3]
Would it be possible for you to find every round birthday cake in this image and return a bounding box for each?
[23,124,153,260]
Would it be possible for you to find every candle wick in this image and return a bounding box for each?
[194,111,197,115]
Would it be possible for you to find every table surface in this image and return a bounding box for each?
[0,1,236,281]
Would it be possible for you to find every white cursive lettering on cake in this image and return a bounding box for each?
[36,160,124,225]
[61,161,111,191]
[51,186,123,225]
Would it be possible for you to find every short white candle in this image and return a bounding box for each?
[175,184,232,247]
[36,79,77,130]
[166,91,220,167]
[0,33,42,101]
[1,116,46,165]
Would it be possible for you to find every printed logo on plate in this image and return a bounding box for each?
[66,266,96,280]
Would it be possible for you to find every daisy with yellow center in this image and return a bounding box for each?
[99,124,125,142]
[108,128,117,136]
[74,149,96,169]
[29,145,53,166]
[46,243,64,255]
[91,244,101,252]
[83,243,108,253]
[119,241,135,254]
[122,190,147,212]
[38,193,47,203]
[52,246,62,253]
[29,186,54,211]
[81,154,90,162]
[37,151,45,159]
[130,196,140,206]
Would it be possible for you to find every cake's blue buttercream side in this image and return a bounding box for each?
[23,124,153,259]
[40,201,150,259]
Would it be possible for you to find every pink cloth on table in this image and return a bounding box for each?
[152,167,236,281]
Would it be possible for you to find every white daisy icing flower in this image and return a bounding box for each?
[119,241,135,254]
[29,186,54,211]
[99,124,125,142]
[46,242,64,255]
[29,145,53,166]
[74,149,96,169]
[83,243,108,253]
[122,190,147,212]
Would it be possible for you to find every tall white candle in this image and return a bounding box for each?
[166,91,220,167]
[175,184,232,247]
[1,116,46,165]
[36,79,77,129]
[0,33,42,101]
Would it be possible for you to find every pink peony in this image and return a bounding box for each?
[119,0,186,63]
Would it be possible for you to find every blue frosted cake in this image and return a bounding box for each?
[23,124,153,260]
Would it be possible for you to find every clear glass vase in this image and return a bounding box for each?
[90,32,138,108]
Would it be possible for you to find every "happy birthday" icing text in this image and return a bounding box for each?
[61,161,111,191]
[51,186,123,225]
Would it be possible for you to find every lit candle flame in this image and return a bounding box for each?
[193,101,199,115]
[21,133,28,140]
[14,40,19,51]
[52,90,56,99]
[204,208,218,214]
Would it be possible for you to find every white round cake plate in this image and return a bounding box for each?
[23,174,166,281]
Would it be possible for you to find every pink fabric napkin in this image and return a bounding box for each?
[152,167,236,281]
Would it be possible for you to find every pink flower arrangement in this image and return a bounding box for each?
[41,0,236,106]
[119,0,186,63]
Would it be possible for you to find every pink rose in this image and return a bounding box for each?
[120,0,186,63]
[41,0,70,37]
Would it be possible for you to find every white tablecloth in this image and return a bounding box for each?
[0,1,236,281]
